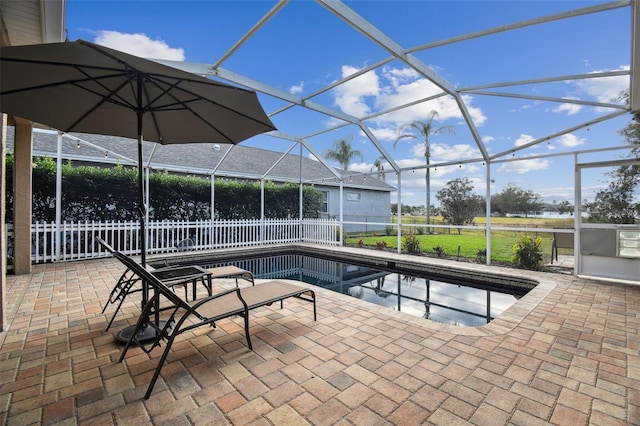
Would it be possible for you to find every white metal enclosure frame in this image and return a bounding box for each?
[2,0,640,279]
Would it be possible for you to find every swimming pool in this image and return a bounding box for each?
[159,248,533,327]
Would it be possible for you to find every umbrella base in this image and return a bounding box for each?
[115,321,167,345]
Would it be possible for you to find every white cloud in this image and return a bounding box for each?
[369,126,398,142]
[514,134,535,147]
[509,101,539,112]
[331,65,487,143]
[289,81,304,95]
[332,65,380,117]
[557,133,585,148]
[574,65,629,104]
[553,102,582,115]
[408,142,479,162]
[393,158,468,179]
[537,186,576,202]
[349,162,371,173]
[396,158,426,170]
[459,94,487,126]
[384,66,420,87]
[410,142,426,158]
[94,31,185,60]
[482,135,495,143]
[430,143,480,162]
[497,158,550,174]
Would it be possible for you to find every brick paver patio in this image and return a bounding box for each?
[0,252,638,425]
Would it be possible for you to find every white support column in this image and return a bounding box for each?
[260,179,265,243]
[397,172,402,254]
[55,132,63,262]
[339,180,344,245]
[210,174,215,249]
[573,154,581,275]
[485,162,492,265]
[299,144,303,239]
[145,167,150,251]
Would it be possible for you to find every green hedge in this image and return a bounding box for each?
[5,155,323,222]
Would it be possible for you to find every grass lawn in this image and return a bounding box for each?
[346,215,574,263]
[392,215,574,228]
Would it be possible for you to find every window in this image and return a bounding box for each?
[321,191,328,213]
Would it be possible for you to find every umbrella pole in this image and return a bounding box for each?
[115,97,162,344]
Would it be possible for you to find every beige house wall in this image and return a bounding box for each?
[12,120,32,275]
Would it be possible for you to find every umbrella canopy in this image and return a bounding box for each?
[0,40,276,144]
[0,39,276,263]
[1,40,276,342]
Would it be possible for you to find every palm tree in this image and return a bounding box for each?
[324,135,363,170]
[394,111,455,231]
[370,156,385,180]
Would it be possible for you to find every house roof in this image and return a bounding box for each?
[7,127,395,192]
[0,1,65,46]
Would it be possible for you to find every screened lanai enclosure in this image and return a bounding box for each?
[1,0,639,282]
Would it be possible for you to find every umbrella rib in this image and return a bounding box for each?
[72,66,140,109]
[138,75,237,143]
[140,75,181,144]
[142,74,276,142]
[0,62,133,109]
[0,63,141,112]
[2,41,275,145]
[66,67,140,130]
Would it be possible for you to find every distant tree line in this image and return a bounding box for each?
[5,155,323,222]
[395,179,546,224]
[490,183,545,217]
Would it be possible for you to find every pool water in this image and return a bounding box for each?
[199,254,528,327]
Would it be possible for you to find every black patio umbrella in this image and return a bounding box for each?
[1,39,276,340]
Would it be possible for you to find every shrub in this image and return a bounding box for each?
[433,245,446,257]
[375,240,388,250]
[511,235,545,270]
[357,239,365,248]
[8,155,324,222]
[402,232,421,254]
[385,225,395,236]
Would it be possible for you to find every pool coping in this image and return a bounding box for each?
[149,243,557,337]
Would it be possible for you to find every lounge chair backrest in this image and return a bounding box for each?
[95,236,116,255]
[111,249,190,310]
[95,237,190,309]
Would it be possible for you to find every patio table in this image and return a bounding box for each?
[152,265,213,301]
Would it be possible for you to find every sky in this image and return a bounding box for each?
[65,0,637,208]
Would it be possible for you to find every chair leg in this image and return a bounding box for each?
[105,296,128,331]
[242,312,253,350]
[119,298,155,362]
[119,318,144,362]
[144,334,177,399]
[310,291,317,321]
[313,293,317,321]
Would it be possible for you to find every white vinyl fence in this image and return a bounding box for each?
[12,218,338,265]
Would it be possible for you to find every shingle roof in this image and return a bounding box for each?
[7,128,394,192]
